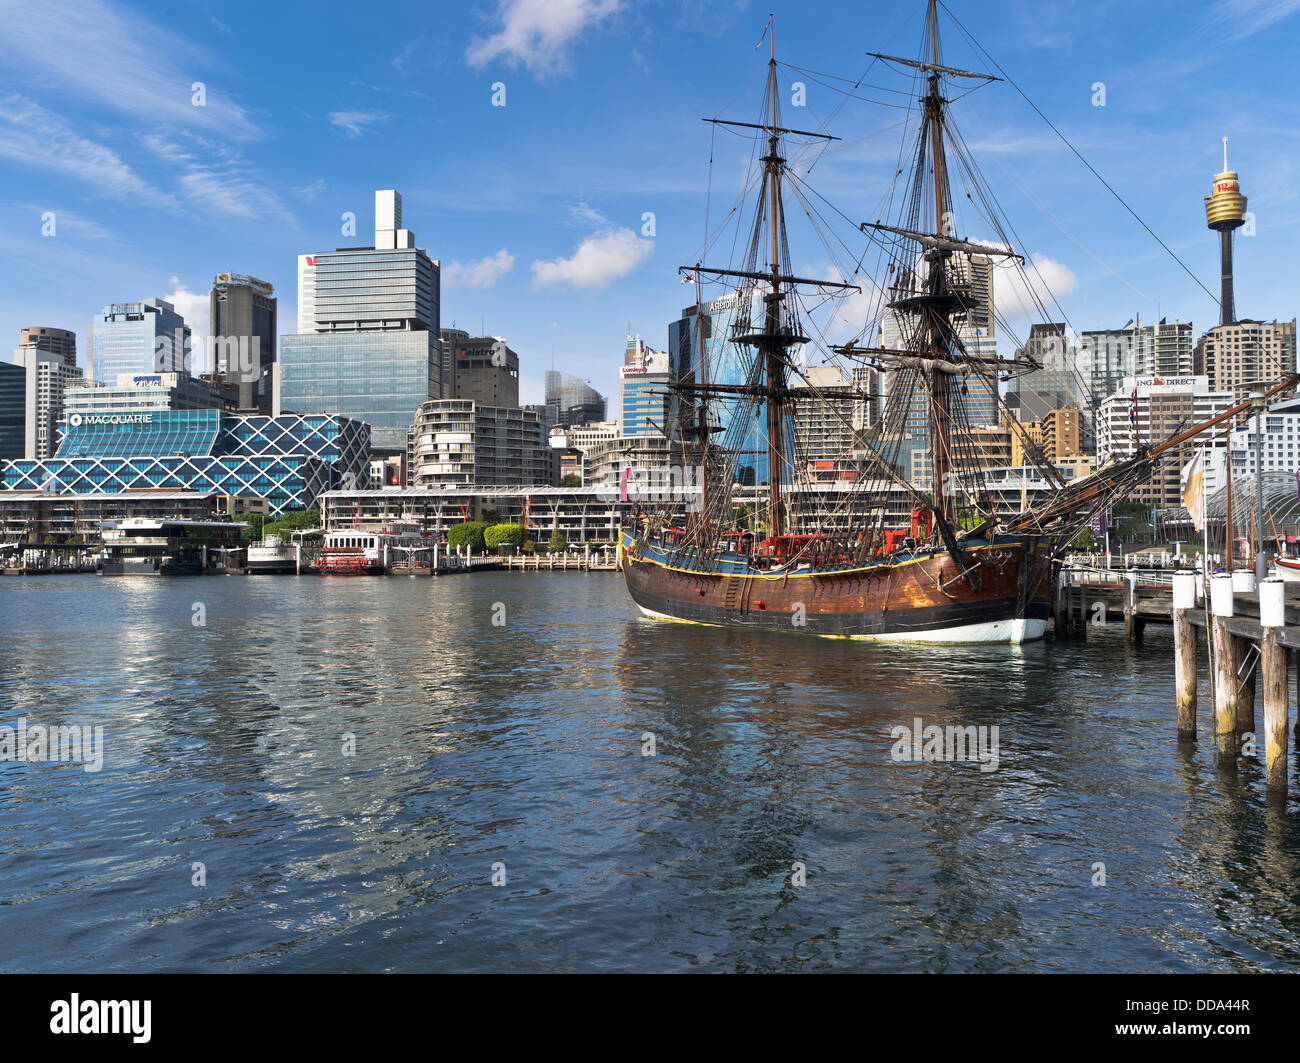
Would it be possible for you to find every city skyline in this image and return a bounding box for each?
[1,0,1299,410]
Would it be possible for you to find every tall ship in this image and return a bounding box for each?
[621,3,1295,643]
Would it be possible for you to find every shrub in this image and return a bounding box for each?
[522,539,536,555]
[548,529,568,553]
[447,521,489,551]
[485,523,524,550]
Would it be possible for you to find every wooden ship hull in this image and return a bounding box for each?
[622,531,1053,644]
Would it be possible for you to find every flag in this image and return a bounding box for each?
[1128,385,1138,439]
[1091,507,1108,538]
[620,461,633,502]
[1294,467,1299,504]
[1182,449,1205,532]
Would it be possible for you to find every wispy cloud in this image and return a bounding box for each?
[35,207,114,241]
[293,178,327,201]
[393,36,423,75]
[0,95,175,206]
[443,249,516,288]
[531,227,651,288]
[330,110,389,137]
[569,201,609,226]
[1206,0,1300,40]
[466,0,622,76]
[141,133,293,222]
[0,0,259,139]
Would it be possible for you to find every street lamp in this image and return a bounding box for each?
[1250,383,1267,582]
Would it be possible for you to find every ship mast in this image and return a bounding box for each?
[862,0,1007,554]
[674,14,859,548]
[763,15,786,536]
[924,0,952,517]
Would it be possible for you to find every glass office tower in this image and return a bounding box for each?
[279,190,441,451]
[668,291,771,486]
[88,299,190,382]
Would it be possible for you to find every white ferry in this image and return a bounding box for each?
[245,534,300,575]
[100,518,246,576]
[317,528,430,575]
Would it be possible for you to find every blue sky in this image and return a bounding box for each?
[1,0,1298,407]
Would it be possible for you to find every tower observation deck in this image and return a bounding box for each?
[1204,137,1248,326]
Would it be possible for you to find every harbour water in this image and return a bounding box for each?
[2,572,1299,973]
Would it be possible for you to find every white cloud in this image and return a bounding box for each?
[466,0,621,76]
[0,95,174,205]
[0,0,259,139]
[330,111,388,137]
[443,249,516,288]
[993,254,1079,322]
[531,228,652,289]
[164,278,210,375]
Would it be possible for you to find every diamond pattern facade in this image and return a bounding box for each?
[4,413,369,516]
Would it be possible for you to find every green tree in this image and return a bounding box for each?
[484,523,524,550]
[235,513,266,539]
[548,529,568,553]
[561,473,582,488]
[522,539,536,555]
[448,521,489,551]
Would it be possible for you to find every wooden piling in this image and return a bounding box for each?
[1261,629,1289,793]
[1173,607,1197,739]
[1234,636,1257,736]
[1211,614,1239,763]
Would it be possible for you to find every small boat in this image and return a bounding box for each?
[1271,556,1300,582]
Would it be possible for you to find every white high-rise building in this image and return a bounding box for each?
[1098,374,1233,507]
[296,254,317,334]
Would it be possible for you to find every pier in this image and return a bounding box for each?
[1057,559,1300,799]
[504,547,617,572]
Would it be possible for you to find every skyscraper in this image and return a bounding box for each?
[279,190,441,450]
[0,361,24,460]
[13,326,81,459]
[87,299,190,382]
[441,329,519,407]
[545,370,607,425]
[618,334,670,438]
[668,291,767,485]
[1194,318,1297,398]
[210,273,277,413]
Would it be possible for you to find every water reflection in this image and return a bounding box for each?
[0,574,1297,971]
